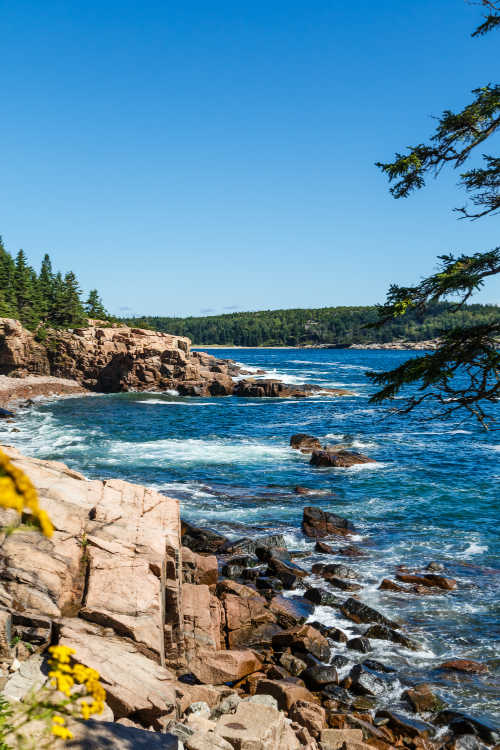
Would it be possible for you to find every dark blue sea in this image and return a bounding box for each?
[1,348,498,724]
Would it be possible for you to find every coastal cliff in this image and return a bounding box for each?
[0,318,236,396]
[0,318,351,404]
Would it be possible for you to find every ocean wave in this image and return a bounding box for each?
[463,542,488,557]
[106,437,293,465]
[139,399,217,406]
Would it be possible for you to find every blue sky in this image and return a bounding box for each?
[1,0,498,316]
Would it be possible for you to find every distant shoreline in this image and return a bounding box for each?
[193,340,438,351]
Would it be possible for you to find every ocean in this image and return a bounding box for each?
[1,347,498,724]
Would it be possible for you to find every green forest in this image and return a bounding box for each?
[126,304,499,347]
[0,236,108,333]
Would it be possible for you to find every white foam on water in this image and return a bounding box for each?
[463,542,488,557]
[139,400,217,406]
[350,439,378,450]
[107,437,293,466]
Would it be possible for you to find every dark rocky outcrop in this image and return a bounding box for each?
[234,379,351,399]
[302,507,354,538]
[290,434,322,452]
[340,598,399,629]
[181,519,228,554]
[310,449,377,468]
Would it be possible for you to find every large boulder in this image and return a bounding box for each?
[186,649,263,685]
[59,619,177,722]
[255,679,317,712]
[216,700,301,749]
[0,445,185,669]
[272,624,330,662]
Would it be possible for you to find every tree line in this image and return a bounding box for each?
[124,303,498,347]
[0,235,109,333]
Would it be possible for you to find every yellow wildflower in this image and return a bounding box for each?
[0,448,54,537]
[80,701,91,721]
[48,645,75,664]
[51,715,74,740]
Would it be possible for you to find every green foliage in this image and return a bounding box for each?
[0,235,109,331]
[375,84,500,219]
[470,0,500,37]
[85,289,108,319]
[372,5,499,427]
[123,303,499,347]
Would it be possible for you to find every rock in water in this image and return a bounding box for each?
[340,597,399,628]
[290,434,322,452]
[310,449,376,467]
[302,506,354,538]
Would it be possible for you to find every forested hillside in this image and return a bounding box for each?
[0,235,108,332]
[127,304,499,347]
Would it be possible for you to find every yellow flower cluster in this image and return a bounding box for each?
[0,448,54,537]
[48,645,106,737]
[51,715,73,741]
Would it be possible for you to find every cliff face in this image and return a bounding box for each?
[0,318,236,396]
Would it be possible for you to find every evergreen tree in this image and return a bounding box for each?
[0,237,17,317]
[14,250,38,329]
[0,235,108,329]
[59,272,86,327]
[38,254,55,319]
[85,289,108,319]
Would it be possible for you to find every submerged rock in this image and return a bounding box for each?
[315,540,334,553]
[439,659,489,674]
[364,624,420,651]
[310,449,377,468]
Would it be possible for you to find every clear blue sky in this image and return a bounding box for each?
[1,0,498,316]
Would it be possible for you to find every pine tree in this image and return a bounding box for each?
[38,254,55,320]
[85,289,108,320]
[60,272,86,327]
[14,250,39,329]
[0,237,17,317]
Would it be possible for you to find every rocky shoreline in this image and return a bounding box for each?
[0,318,351,405]
[0,444,496,750]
